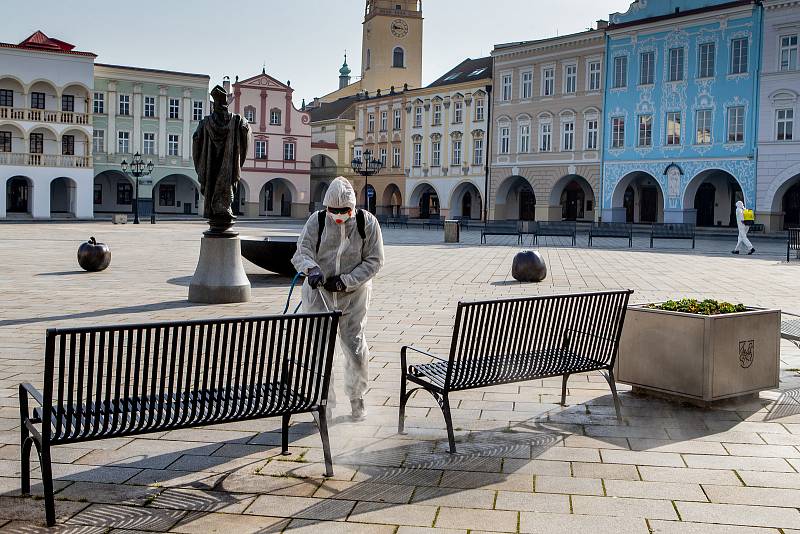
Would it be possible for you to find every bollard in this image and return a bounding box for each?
[444,220,460,243]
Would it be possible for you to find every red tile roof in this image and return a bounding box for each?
[0,31,96,57]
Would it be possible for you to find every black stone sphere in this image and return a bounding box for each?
[512,250,547,283]
[77,237,111,272]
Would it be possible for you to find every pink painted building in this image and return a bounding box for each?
[227,70,311,217]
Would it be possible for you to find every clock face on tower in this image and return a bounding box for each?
[391,18,409,38]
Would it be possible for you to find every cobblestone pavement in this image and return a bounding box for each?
[1,221,799,533]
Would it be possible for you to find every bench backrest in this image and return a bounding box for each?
[41,312,340,443]
[446,291,632,390]
[789,228,800,249]
[592,222,632,235]
[651,223,695,237]
[485,221,519,231]
[537,221,577,234]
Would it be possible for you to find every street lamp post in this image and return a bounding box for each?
[121,152,154,225]
[350,149,383,212]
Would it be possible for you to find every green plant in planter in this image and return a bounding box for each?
[647,298,747,315]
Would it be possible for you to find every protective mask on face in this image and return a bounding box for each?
[328,210,352,225]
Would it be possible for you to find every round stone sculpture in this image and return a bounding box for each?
[77,237,111,272]
[512,250,547,283]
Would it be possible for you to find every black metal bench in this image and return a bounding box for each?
[422,216,445,229]
[533,221,577,246]
[480,221,522,244]
[788,228,800,262]
[589,222,633,248]
[650,223,695,248]
[453,216,475,230]
[19,312,340,526]
[388,215,409,229]
[781,312,800,349]
[398,290,633,453]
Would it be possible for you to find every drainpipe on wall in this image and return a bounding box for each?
[599,28,610,223]
[751,0,763,212]
[483,84,493,222]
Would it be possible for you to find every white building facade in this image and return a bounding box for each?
[757,0,800,231]
[1,31,95,219]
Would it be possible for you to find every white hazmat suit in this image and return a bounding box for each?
[291,177,385,420]
[732,200,755,255]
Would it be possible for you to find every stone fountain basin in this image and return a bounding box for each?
[240,235,299,277]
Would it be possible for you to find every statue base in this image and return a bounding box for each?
[188,235,251,304]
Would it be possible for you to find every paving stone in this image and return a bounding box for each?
[410,486,495,508]
[245,494,355,520]
[534,474,604,495]
[312,480,415,504]
[396,528,466,534]
[737,470,800,489]
[676,502,800,529]
[682,454,794,472]
[348,502,437,527]
[603,479,707,501]
[600,449,685,467]
[638,466,742,486]
[702,484,800,508]
[571,462,640,480]
[494,490,570,513]
[723,443,800,458]
[0,496,88,526]
[54,482,159,506]
[149,488,255,513]
[170,511,288,534]
[648,520,781,533]
[434,506,518,532]
[65,504,185,532]
[571,494,679,519]
[283,518,396,533]
[519,512,649,533]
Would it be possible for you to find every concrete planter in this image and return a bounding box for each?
[616,305,780,404]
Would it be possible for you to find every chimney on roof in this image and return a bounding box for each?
[596,19,609,30]
[222,76,230,94]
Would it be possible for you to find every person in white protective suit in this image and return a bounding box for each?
[732,200,756,255]
[291,177,384,421]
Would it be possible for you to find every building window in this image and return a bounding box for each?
[666,112,681,145]
[731,38,749,74]
[0,131,11,152]
[539,122,552,152]
[433,104,442,125]
[586,119,598,150]
[611,117,625,148]
[284,142,295,161]
[61,134,74,155]
[144,96,155,118]
[30,133,43,154]
[366,49,371,69]
[413,142,422,166]
[562,121,575,151]
[451,140,462,165]
[244,106,256,123]
[414,106,423,127]
[695,109,712,144]
[668,47,685,82]
[565,64,577,94]
[94,184,102,205]
[92,130,105,153]
[588,61,602,91]
[270,109,282,125]
[61,94,74,112]
[698,42,716,78]
[475,98,485,121]
[31,92,45,110]
[542,67,555,96]
[368,113,375,132]
[393,109,401,130]
[727,106,745,143]
[518,124,530,153]
[117,183,133,205]
[501,74,512,101]
[92,92,104,114]
[169,98,180,119]
[431,140,441,166]
[499,126,510,154]
[393,47,404,68]
[473,138,484,165]
[1,89,14,107]
[168,134,180,156]
[255,140,267,158]
[521,71,533,99]
[193,101,204,121]
[118,94,130,116]
[143,132,156,155]
[639,51,655,85]
[393,146,401,167]
[777,108,794,141]
[117,131,130,153]
[380,111,388,131]
[159,184,176,207]
[613,56,627,89]
[379,147,387,167]
[638,115,652,147]
[453,101,463,123]
[780,35,799,71]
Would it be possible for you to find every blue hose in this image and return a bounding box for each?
[284,272,305,314]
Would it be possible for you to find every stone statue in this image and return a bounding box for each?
[192,85,251,234]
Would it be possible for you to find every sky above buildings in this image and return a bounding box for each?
[3,0,625,106]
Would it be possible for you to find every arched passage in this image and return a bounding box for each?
[611,171,664,223]
[683,169,743,227]
[6,176,32,215]
[233,180,249,216]
[50,177,77,217]
[93,171,134,214]
[311,181,330,212]
[360,184,377,214]
[767,169,800,230]
[495,175,535,221]
[0,76,25,118]
[409,182,440,219]
[260,178,297,217]
[382,183,402,217]
[153,174,201,216]
[450,181,482,220]
[549,174,596,221]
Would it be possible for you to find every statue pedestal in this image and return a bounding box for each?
[188,235,251,304]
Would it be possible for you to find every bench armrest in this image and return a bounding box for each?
[401,346,449,371]
[19,382,44,407]
[563,328,617,345]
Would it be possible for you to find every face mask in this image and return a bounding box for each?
[328,210,352,225]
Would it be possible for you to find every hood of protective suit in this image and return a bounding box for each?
[736,200,744,210]
[324,177,357,210]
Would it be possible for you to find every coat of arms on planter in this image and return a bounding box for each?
[739,340,755,368]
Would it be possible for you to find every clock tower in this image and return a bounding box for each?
[361,0,423,94]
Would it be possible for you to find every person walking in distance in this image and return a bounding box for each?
[292,177,385,421]
[732,200,756,255]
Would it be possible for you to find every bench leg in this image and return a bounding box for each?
[40,444,55,527]
[561,374,570,406]
[19,386,31,495]
[398,371,408,434]
[317,406,334,477]
[604,369,623,422]
[281,414,291,456]
[442,395,457,454]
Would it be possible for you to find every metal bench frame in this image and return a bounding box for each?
[532,221,577,246]
[388,216,409,229]
[422,216,445,230]
[398,290,633,453]
[19,312,340,526]
[480,222,522,244]
[589,223,633,248]
[788,228,800,262]
[650,223,696,249]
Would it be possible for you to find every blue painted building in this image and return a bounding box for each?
[601,0,762,226]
